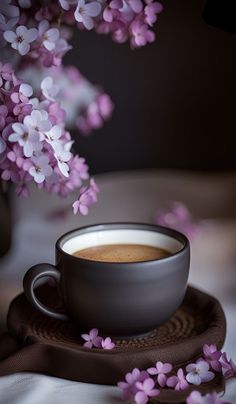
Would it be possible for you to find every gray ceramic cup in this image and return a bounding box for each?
[23,223,190,337]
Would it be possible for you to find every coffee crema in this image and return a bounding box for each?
[72,244,171,263]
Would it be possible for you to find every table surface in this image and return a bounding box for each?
[0,170,235,403]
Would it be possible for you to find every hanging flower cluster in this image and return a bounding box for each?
[117,343,236,403]
[0,0,162,212]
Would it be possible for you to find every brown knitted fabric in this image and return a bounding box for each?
[0,286,226,402]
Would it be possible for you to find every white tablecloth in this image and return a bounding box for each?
[0,170,235,403]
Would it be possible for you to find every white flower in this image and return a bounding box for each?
[8,122,42,158]
[45,125,62,151]
[54,147,72,177]
[41,76,59,101]
[186,361,215,386]
[74,0,102,30]
[19,83,33,98]
[29,155,53,184]
[24,109,51,139]
[4,25,38,55]
[38,20,60,51]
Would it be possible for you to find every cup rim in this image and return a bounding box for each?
[56,222,190,265]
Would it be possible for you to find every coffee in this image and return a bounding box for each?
[73,244,170,263]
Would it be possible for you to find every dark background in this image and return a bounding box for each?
[65,0,235,174]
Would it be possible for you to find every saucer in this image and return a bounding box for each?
[4,284,226,391]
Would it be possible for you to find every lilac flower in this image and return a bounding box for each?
[24,109,51,137]
[1,161,20,183]
[130,21,155,47]
[28,155,53,184]
[203,344,222,372]
[103,0,122,23]
[186,361,215,386]
[186,390,231,404]
[74,0,102,30]
[166,368,189,391]
[4,25,38,55]
[135,378,160,404]
[0,63,13,87]
[54,146,72,177]
[7,144,24,168]
[11,83,33,104]
[220,352,236,379]
[45,125,62,151]
[8,122,42,157]
[101,337,115,350]
[145,1,163,26]
[41,76,59,101]
[38,20,60,51]
[117,368,149,400]
[72,178,99,215]
[147,361,172,387]
[81,328,102,348]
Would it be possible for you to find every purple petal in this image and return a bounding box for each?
[130,0,143,13]
[179,379,189,390]
[103,8,113,23]
[81,333,90,341]
[148,388,160,397]
[166,375,178,388]
[201,371,215,382]
[89,328,98,338]
[135,391,148,404]
[147,367,158,376]
[136,381,143,390]
[83,341,93,348]
[142,377,155,392]
[157,373,167,387]
[72,201,79,215]
[93,336,103,348]
[211,360,222,372]
[79,204,89,215]
[162,363,173,373]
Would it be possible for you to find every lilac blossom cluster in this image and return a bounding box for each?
[117,343,236,404]
[0,1,162,212]
[0,62,99,206]
[81,328,116,349]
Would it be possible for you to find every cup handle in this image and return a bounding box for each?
[23,263,69,321]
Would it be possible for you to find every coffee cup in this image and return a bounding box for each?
[23,223,190,337]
